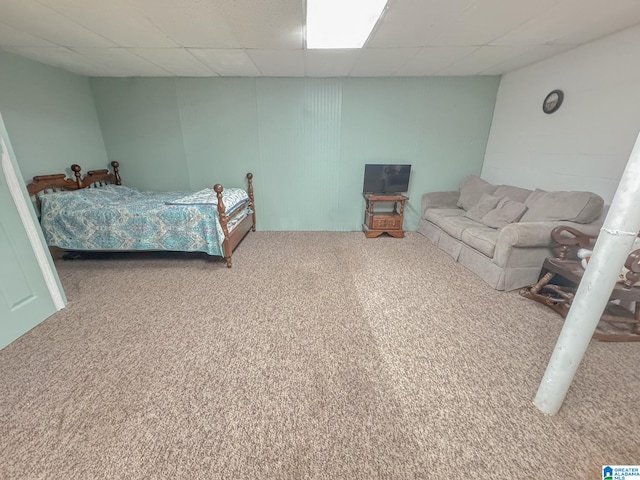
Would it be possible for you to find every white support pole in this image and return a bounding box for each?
[534,131,640,415]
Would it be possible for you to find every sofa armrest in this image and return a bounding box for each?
[498,221,602,248]
[421,191,460,217]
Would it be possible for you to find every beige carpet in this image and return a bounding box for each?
[1,232,638,479]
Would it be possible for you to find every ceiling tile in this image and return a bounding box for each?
[128,0,241,48]
[394,46,477,76]
[188,49,260,76]
[130,48,216,76]
[368,0,477,47]
[2,0,640,77]
[438,45,540,76]
[0,23,55,47]
[480,44,575,75]
[350,48,420,76]
[550,2,640,45]
[246,49,304,76]
[0,22,55,47]
[431,0,561,46]
[304,50,361,77]
[2,46,111,75]
[492,0,640,46]
[71,48,171,76]
[37,0,177,48]
[0,0,115,47]
[215,0,303,49]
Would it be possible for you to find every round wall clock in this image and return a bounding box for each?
[543,89,564,114]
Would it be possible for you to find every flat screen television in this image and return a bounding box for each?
[362,164,411,194]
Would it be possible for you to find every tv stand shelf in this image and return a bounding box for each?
[363,193,408,238]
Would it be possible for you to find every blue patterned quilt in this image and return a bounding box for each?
[39,185,251,256]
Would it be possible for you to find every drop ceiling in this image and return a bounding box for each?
[1,0,640,77]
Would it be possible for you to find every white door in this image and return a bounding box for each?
[0,129,60,349]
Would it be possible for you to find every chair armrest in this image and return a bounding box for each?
[421,191,459,216]
[623,249,640,288]
[498,221,601,249]
[550,225,599,260]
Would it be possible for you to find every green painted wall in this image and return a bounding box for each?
[91,76,499,231]
[0,50,108,182]
[89,78,191,191]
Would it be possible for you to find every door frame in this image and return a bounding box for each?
[1,137,65,311]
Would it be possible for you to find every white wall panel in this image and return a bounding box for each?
[482,24,640,204]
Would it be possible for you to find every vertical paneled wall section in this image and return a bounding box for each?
[91,76,499,231]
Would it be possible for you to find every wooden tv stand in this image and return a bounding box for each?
[363,193,408,238]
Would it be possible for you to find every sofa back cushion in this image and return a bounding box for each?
[464,193,501,222]
[493,185,533,204]
[519,191,604,224]
[525,188,547,207]
[457,175,497,211]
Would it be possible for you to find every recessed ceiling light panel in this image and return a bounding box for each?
[306,0,389,49]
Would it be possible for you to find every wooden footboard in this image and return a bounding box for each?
[215,172,256,268]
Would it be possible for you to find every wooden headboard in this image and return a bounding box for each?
[27,161,122,198]
[27,161,122,212]
[82,161,122,188]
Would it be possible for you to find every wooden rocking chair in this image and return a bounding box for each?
[520,225,640,342]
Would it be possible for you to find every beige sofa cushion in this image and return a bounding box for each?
[520,191,604,224]
[461,227,499,258]
[493,185,533,203]
[481,198,528,229]
[464,193,501,222]
[457,175,498,211]
[438,215,486,240]
[525,188,547,207]
[424,208,466,225]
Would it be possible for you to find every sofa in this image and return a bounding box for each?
[417,175,606,291]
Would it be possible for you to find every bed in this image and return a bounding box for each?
[27,161,256,267]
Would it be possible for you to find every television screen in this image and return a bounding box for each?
[363,164,411,194]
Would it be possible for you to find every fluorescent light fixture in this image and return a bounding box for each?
[306,0,388,49]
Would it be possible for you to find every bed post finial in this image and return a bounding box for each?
[214,184,232,268]
[71,164,83,188]
[246,172,256,232]
[111,161,122,185]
